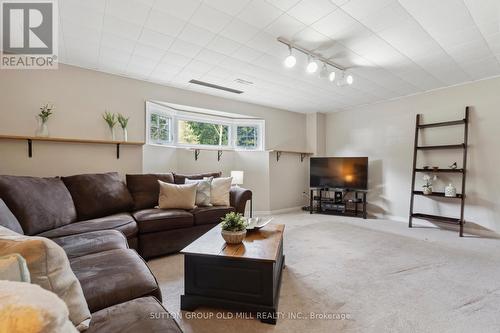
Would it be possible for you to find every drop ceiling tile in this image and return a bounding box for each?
[206,0,251,15]
[133,43,165,62]
[63,21,101,44]
[195,49,228,65]
[341,0,396,19]
[153,0,201,20]
[145,10,187,36]
[138,29,175,50]
[231,46,264,63]
[265,0,300,11]
[100,32,136,53]
[357,2,412,33]
[99,46,132,64]
[287,0,337,25]
[265,14,306,39]
[237,0,283,29]
[177,24,215,47]
[247,31,287,57]
[106,0,151,25]
[61,3,104,30]
[206,35,243,54]
[311,9,361,39]
[185,60,214,73]
[153,63,184,76]
[190,3,233,33]
[460,56,500,79]
[61,0,106,13]
[292,27,330,50]
[219,19,260,43]
[169,39,203,57]
[162,52,192,67]
[103,15,143,39]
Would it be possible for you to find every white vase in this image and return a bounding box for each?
[445,183,457,197]
[221,229,246,244]
[109,127,116,141]
[423,187,432,195]
[36,118,49,137]
[122,128,128,142]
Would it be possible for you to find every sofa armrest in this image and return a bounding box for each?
[230,186,252,216]
[52,230,128,259]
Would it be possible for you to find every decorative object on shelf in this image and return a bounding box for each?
[230,171,244,187]
[445,183,457,197]
[423,166,430,170]
[102,111,117,141]
[432,166,439,171]
[117,114,130,142]
[36,103,55,137]
[449,162,458,170]
[422,173,437,195]
[220,212,247,244]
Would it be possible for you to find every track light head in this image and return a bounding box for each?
[283,45,296,68]
[346,74,354,85]
[319,63,328,78]
[306,57,318,73]
[328,71,336,82]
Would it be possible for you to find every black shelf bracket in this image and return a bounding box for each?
[276,151,282,162]
[27,139,32,158]
[116,143,121,159]
[194,149,200,161]
[217,150,223,161]
[300,153,307,162]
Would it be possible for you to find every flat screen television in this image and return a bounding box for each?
[310,157,368,190]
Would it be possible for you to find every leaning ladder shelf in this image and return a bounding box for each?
[408,107,469,237]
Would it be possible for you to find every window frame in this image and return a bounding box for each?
[145,102,265,151]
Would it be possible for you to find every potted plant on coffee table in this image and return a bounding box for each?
[220,212,248,244]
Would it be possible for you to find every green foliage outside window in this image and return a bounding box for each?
[236,126,258,149]
[178,120,229,146]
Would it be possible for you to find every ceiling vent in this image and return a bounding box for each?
[234,78,254,85]
[189,79,243,94]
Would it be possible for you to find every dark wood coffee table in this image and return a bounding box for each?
[180,224,285,324]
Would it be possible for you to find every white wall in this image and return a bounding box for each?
[0,64,309,212]
[326,77,500,232]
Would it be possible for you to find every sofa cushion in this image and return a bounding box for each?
[37,213,137,239]
[0,175,77,235]
[62,172,134,220]
[0,198,24,234]
[133,209,194,234]
[173,171,221,184]
[158,181,197,210]
[52,230,128,259]
[191,206,235,225]
[126,173,174,211]
[86,297,182,333]
[0,226,91,330]
[70,249,161,312]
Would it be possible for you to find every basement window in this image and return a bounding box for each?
[145,101,264,151]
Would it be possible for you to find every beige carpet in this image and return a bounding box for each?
[148,212,500,333]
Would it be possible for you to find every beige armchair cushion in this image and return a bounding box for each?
[158,181,197,210]
[0,226,91,331]
[0,281,78,333]
[0,253,30,282]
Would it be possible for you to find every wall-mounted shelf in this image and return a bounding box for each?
[268,149,314,162]
[0,134,144,159]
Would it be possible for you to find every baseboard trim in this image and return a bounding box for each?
[252,206,303,216]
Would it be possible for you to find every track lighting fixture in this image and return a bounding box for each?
[278,37,353,86]
[283,45,296,68]
[306,57,318,73]
[328,71,336,82]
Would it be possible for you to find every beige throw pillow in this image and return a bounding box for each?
[0,281,78,333]
[0,226,91,331]
[208,177,232,206]
[158,180,197,210]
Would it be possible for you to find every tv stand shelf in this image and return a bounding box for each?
[309,189,367,219]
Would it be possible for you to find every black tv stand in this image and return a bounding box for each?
[309,188,367,219]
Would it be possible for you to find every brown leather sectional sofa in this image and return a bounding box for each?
[0,171,252,332]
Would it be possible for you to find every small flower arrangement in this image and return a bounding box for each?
[102,111,117,129]
[221,212,247,232]
[38,103,55,123]
[117,114,129,130]
[422,173,437,195]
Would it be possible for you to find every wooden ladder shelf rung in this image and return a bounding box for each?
[408,107,469,237]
